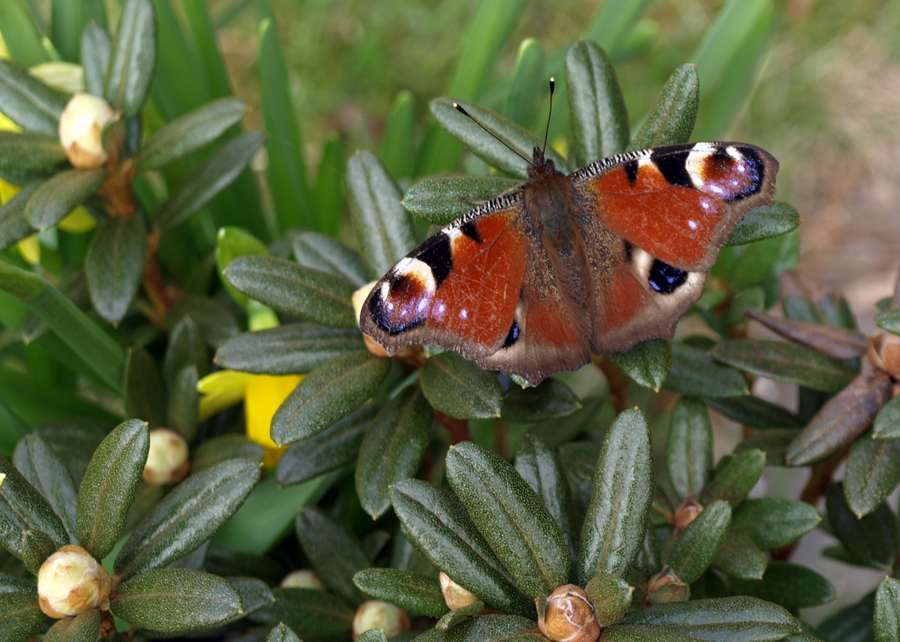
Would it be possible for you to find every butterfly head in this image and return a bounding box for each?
[527,146,561,181]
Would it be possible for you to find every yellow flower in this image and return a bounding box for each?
[197,370,303,467]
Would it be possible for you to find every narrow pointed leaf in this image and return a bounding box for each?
[606,339,671,391]
[711,532,767,580]
[0,58,68,136]
[628,63,699,151]
[874,396,900,439]
[26,170,106,231]
[585,0,653,57]
[0,455,69,559]
[579,409,652,583]
[81,24,111,97]
[85,214,148,324]
[268,623,302,642]
[168,366,199,442]
[347,150,416,279]
[0,574,45,641]
[738,429,799,467]
[0,181,39,251]
[104,0,156,117]
[0,131,66,171]
[730,561,836,609]
[252,588,353,637]
[381,90,416,180]
[76,419,149,560]
[292,232,369,287]
[566,40,629,166]
[163,316,206,387]
[668,500,731,584]
[353,568,449,617]
[704,395,804,429]
[13,434,78,540]
[745,310,867,360]
[421,352,502,419]
[875,577,900,642]
[313,134,345,236]
[786,370,893,466]
[123,347,166,427]
[725,203,801,246]
[403,175,519,226]
[819,591,876,642]
[271,351,390,444]
[190,435,263,473]
[504,38,545,129]
[502,378,581,423]
[731,498,821,551]
[295,507,369,606]
[700,448,765,507]
[666,342,749,398]
[826,483,899,571]
[667,398,714,500]
[845,435,900,518]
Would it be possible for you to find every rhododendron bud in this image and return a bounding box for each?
[37,545,111,618]
[537,584,601,642]
[281,569,325,589]
[58,93,115,169]
[143,428,190,485]
[440,571,480,610]
[352,600,411,639]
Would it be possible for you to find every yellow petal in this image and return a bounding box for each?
[197,370,255,422]
[17,235,41,265]
[0,32,8,59]
[58,207,97,233]
[244,374,304,467]
[0,177,19,204]
[0,110,20,132]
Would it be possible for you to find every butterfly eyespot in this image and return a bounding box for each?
[648,260,687,294]
[502,320,520,348]
[411,235,453,287]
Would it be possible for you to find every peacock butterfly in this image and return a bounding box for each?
[359,97,778,386]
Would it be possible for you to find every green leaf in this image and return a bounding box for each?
[735,429,799,466]
[215,225,269,308]
[85,214,148,324]
[421,352,502,420]
[447,441,570,598]
[725,203,801,247]
[76,419,149,560]
[390,479,532,618]
[628,64,699,151]
[295,507,369,606]
[381,90,416,181]
[874,396,900,439]
[437,600,485,631]
[168,366,199,443]
[312,134,345,236]
[205,550,286,587]
[703,395,804,429]
[579,409,652,583]
[111,568,241,632]
[785,370,894,466]
[0,131,66,172]
[711,532,767,580]
[431,97,570,179]
[277,402,381,486]
[81,24,111,97]
[271,351,390,444]
[700,448,765,508]
[347,150,416,279]
[123,347,166,427]
[820,590,876,642]
[163,316,207,388]
[845,435,900,518]
[0,455,69,562]
[43,609,101,642]
[252,588,353,637]
[136,98,248,171]
[667,398,713,500]
[13,434,78,540]
[0,58,67,136]
[115,457,259,580]
[730,561,836,609]
[745,310,867,361]
[191,435,263,473]
[504,38,546,129]
[104,0,156,118]
[292,232,370,287]
[826,483,899,571]
[502,379,581,423]
[0,574,45,641]
[668,500,731,584]
[26,170,106,232]
[876,309,900,335]
[606,339,671,391]
[666,342,749,398]
[353,568,449,617]
[169,295,240,348]
[875,577,900,642]
[731,498,821,551]
[584,0,653,58]
[356,388,432,518]
[268,623,302,642]
[566,40,629,166]
[0,1,47,67]
[225,255,357,329]
[402,175,519,227]
[0,181,39,251]
[32,420,108,486]
[51,0,106,62]
[156,131,266,230]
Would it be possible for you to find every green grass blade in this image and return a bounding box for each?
[380,90,416,181]
[0,0,48,67]
[584,0,653,60]
[504,38,545,130]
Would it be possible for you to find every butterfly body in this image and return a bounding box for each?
[360,142,778,385]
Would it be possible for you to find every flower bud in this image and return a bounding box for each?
[143,428,190,486]
[352,600,411,640]
[352,281,390,358]
[536,584,601,642]
[37,545,111,618]
[674,496,704,533]
[646,566,689,605]
[868,333,900,378]
[281,569,325,590]
[58,93,115,169]
[440,571,480,610]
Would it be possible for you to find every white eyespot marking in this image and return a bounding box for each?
[460,309,468,320]
[687,220,698,231]
[434,302,447,321]
[631,247,655,280]
[699,196,715,212]
[380,281,391,299]
[685,143,718,190]
[394,257,438,294]
[725,145,744,162]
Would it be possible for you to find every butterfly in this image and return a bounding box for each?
[359,137,778,386]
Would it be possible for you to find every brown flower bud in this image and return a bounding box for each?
[143,428,190,486]
[37,545,111,618]
[58,93,115,169]
[536,584,601,642]
[868,333,900,378]
[674,496,704,533]
[645,566,689,605]
[440,571,480,610]
[281,569,325,590]
[352,600,411,640]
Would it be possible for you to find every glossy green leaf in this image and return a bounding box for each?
[731,498,821,551]
[584,0,653,57]
[735,429,799,467]
[51,0,106,61]
[845,435,900,518]
[700,448,765,508]
[111,568,241,632]
[667,398,713,500]
[390,479,532,618]
[0,574,45,641]
[137,98,248,171]
[271,351,391,444]
[33,420,108,486]
[874,396,900,439]
[381,90,416,180]
[579,409,652,583]
[711,531,767,580]
[357,388,432,518]
[875,577,900,642]
[786,370,893,466]
[421,352,502,420]
[566,40,629,166]
[295,507,369,606]
[725,203,801,247]
[292,232,369,287]
[666,342,749,398]
[826,483,899,571]
[224,255,357,329]
[277,402,381,486]
[252,587,354,637]
[168,365,198,442]
[81,24,111,97]
[163,316,207,388]
[0,131,66,172]
[115,457,259,579]
[704,395,804,429]
[628,64,699,151]
[13,434,78,540]
[205,550,286,587]
[26,169,106,231]
[505,38,546,129]
[447,441,570,597]
[403,176,519,227]
[123,347,166,427]
[876,309,900,335]
[0,58,67,136]
[502,378,581,423]
[602,625,703,642]
[0,181,38,251]
[76,419,149,560]
[312,134,345,236]
[528,395,607,448]
[157,131,266,230]
[668,500,731,584]
[104,0,156,117]
[730,561,836,609]
[0,455,69,561]
[347,150,416,279]
[353,568,449,617]
[268,623,302,642]
[85,214,148,324]
[606,339,671,391]
[819,590,876,642]
[215,225,269,308]
[191,435,263,473]
[169,295,240,348]
[0,0,46,67]
[745,310,867,360]
[43,608,101,642]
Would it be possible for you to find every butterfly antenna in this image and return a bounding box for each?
[541,77,555,155]
[453,102,532,166]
